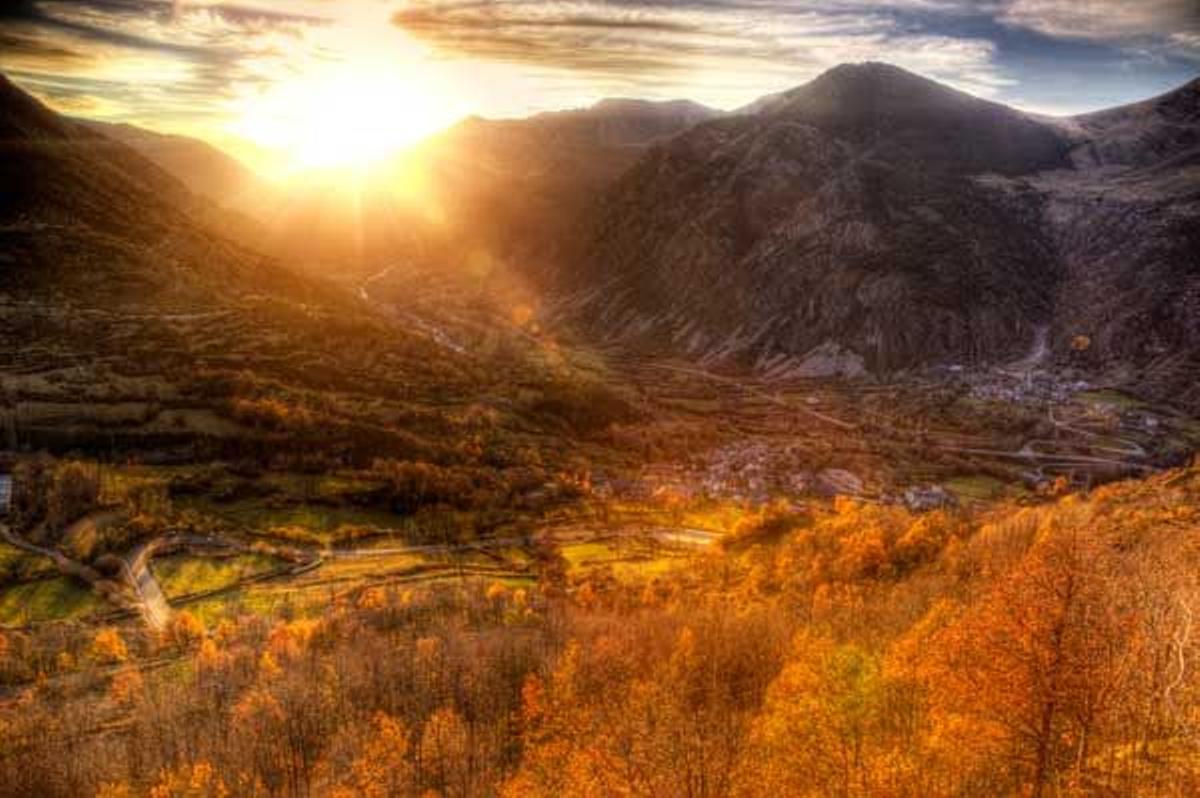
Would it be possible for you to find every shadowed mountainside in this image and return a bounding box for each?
[564,63,1200,409]
[1027,77,1200,408]
[567,63,1071,375]
[409,98,722,272]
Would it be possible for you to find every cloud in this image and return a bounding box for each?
[0,0,332,127]
[0,27,94,64]
[1,0,1195,168]
[391,0,1011,103]
[999,0,1200,57]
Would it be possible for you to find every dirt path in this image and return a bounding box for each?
[122,555,170,631]
[1,515,145,622]
[123,537,177,630]
[122,534,321,630]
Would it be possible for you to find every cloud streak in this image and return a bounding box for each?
[392,0,1013,102]
[1000,0,1200,45]
[0,0,1196,169]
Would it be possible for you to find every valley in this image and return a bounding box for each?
[1,54,1199,797]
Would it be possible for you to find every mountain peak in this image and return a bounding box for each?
[813,61,925,84]
[751,61,1070,175]
[779,61,977,113]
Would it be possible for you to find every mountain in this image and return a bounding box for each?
[65,96,719,278]
[0,75,460,456]
[257,97,722,273]
[567,63,1200,407]
[0,74,311,305]
[0,73,635,461]
[0,75,195,240]
[414,97,722,274]
[1027,78,1200,408]
[568,63,1071,374]
[73,118,267,209]
[1063,77,1200,168]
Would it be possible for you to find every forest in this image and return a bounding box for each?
[2,462,1198,797]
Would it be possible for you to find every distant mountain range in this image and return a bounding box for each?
[73,118,266,209]
[77,94,717,273]
[5,64,1199,412]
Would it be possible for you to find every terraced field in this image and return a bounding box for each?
[0,336,1192,634]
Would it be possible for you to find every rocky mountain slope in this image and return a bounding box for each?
[566,64,1200,407]
[569,63,1070,375]
[1026,78,1200,408]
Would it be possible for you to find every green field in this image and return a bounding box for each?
[151,553,282,599]
[0,542,56,582]
[562,539,690,579]
[946,474,1019,503]
[0,576,101,626]
[179,497,410,545]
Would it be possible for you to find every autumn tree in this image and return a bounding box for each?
[91,627,128,665]
[735,632,922,797]
[420,706,471,797]
[920,505,1139,796]
[333,712,415,798]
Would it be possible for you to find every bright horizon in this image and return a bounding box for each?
[2,0,1199,177]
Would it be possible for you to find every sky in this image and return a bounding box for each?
[2,0,1198,174]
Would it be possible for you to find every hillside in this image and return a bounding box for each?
[253,97,721,273]
[566,64,1200,410]
[1026,78,1200,408]
[6,452,1200,796]
[0,75,199,242]
[568,63,1069,374]
[73,119,268,209]
[0,75,628,466]
[417,97,721,270]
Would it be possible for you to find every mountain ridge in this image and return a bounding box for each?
[561,63,1200,409]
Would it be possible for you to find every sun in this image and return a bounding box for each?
[233,62,462,175]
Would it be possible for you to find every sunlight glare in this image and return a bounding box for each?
[234,61,461,174]
[227,0,466,178]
